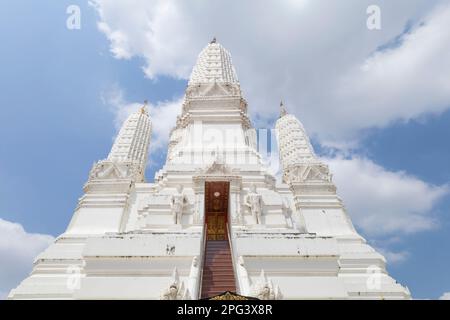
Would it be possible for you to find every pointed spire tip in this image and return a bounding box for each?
[280,100,287,117]
[140,100,148,114]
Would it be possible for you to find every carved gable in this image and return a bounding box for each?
[89,160,142,181]
[204,160,233,175]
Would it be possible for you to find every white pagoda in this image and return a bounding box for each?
[9,40,411,300]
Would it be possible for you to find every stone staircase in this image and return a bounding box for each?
[200,240,236,298]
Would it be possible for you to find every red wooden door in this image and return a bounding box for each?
[205,181,229,241]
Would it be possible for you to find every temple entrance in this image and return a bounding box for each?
[201,180,236,298]
[204,181,229,240]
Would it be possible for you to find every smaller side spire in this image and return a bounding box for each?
[107,102,152,171]
[280,100,287,117]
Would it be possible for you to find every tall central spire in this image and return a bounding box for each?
[163,40,256,167]
[280,100,287,117]
[188,39,239,85]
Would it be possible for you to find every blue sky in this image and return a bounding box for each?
[1,0,449,299]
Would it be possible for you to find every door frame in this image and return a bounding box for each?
[204,181,230,240]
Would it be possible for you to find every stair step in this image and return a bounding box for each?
[202,288,236,293]
[202,286,236,293]
[203,269,235,274]
[205,255,232,258]
[203,274,234,278]
[203,282,236,287]
[202,275,235,280]
[205,253,231,255]
[203,288,236,292]
[202,279,235,284]
[201,238,236,297]
[203,269,235,273]
[205,255,231,258]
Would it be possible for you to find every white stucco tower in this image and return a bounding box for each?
[107,105,151,174]
[9,40,411,300]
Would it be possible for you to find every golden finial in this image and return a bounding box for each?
[280,100,287,117]
[140,100,148,114]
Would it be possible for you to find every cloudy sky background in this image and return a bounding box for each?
[0,0,449,299]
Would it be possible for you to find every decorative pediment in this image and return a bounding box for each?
[285,163,331,183]
[186,82,240,98]
[203,82,231,96]
[304,165,330,181]
[88,160,142,181]
[204,160,233,175]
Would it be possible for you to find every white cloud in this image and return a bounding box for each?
[90,0,200,79]
[90,0,450,146]
[440,292,450,300]
[374,247,409,265]
[0,218,54,299]
[327,3,450,143]
[325,156,449,237]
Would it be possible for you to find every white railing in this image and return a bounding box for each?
[197,223,208,299]
[226,223,239,294]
